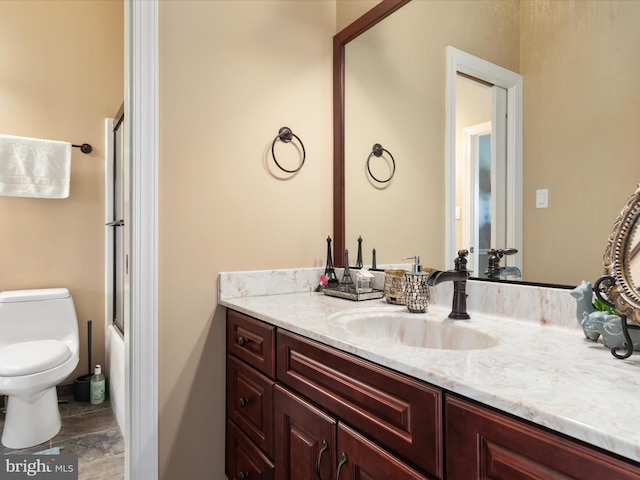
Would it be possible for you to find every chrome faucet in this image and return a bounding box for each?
[427,249,471,320]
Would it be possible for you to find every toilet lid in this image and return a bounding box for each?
[0,340,72,376]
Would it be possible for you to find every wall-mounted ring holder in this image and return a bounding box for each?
[271,126,305,173]
[72,143,93,154]
[367,143,395,183]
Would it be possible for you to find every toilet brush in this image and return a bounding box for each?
[87,320,92,378]
[73,320,92,402]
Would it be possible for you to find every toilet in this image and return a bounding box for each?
[0,288,79,448]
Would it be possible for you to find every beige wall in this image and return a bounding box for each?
[0,1,123,382]
[337,0,381,31]
[158,1,335,478]
[521,0,640,284]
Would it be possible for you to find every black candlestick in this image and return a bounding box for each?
[356,236,363,268]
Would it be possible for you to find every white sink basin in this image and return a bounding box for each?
[329,310,498,351]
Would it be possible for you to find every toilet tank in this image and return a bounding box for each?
[0,288,79,347]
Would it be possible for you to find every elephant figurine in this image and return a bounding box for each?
[600,315,640,351]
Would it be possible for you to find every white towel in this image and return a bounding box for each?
[0,134,72,199]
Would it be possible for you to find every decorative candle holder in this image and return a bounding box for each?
[404,272,430,313]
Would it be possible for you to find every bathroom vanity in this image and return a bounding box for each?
[220,271,640,480]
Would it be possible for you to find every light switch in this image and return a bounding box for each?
[536,189,549,208]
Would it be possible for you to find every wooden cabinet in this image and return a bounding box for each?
[274,384,431,480]
[226,311,277,480]
[277,329,442,477]
[226,308,640,480]
[445,395,640,480]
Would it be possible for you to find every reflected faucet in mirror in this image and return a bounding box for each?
[427,249,471,320]
[485,248,521,279]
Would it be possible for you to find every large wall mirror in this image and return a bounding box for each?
[334,0,640,287]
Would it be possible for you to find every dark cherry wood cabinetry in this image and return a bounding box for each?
[445,395,640,480]
[336,423,431,480]
[227,310,437,480]
[274,384,431,480]
[226,311,277,480]
[277,329,441,477]
[227,420,274,480]
[226,308,640,480]
[227,355,274,457]
[274,385,337,480]
[227,309,275,377]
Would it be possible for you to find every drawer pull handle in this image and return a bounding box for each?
[237,472,248,480]
[316,440,328,479]
[335,452,347,480]
[237,336,249,347]
[239,397,250,408]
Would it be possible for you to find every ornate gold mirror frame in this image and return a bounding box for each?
[602,184,640,325]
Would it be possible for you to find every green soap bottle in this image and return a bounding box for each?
[90,365,106,405]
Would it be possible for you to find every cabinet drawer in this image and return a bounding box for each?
[445,395,640,480]
[227,355,275,458]
[227,419,275,480]
[227,310,276,377]
[277,330,442,478]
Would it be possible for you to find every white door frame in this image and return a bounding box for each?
[445,46,523,272]
[125,1,158,478]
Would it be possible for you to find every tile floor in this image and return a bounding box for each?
[0,388,124,480]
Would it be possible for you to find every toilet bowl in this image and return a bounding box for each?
[0,288,79,449]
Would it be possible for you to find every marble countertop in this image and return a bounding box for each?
[220,288,640,464]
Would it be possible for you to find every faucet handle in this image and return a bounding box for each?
[489,248,518,258]
[455,249,469,271]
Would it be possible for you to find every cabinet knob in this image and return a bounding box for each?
[239,397,250,408]
[237,472,249,480]
[237,336,248,347]
[335,452,348,480]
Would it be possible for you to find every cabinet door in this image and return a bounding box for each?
[445,395,640,480]
[274,385,337,480]
[335,424,432,480]
[227,419,275,480]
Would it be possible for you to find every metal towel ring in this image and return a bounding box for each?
[271,127,305,173]
[367,143,395,183]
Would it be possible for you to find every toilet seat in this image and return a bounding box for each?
[0,340,71,376]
